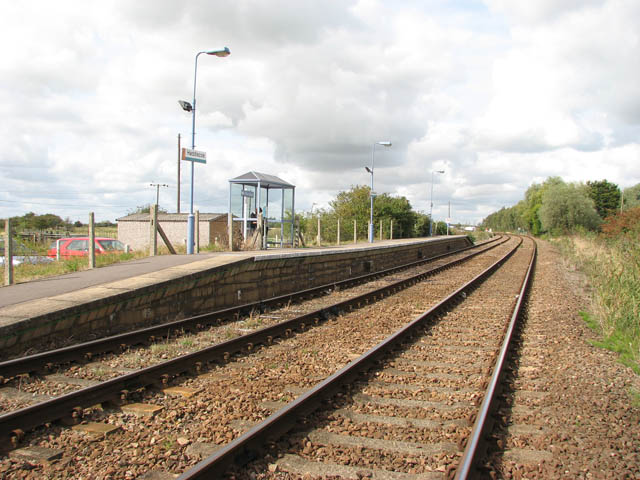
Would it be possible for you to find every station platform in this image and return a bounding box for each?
[0,236,471,357]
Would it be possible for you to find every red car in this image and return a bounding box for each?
[47,237,127,259]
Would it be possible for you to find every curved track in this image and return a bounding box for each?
[0,236,534,479]
[178,236,535,479]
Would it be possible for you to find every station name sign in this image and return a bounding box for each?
[181,148,207,164]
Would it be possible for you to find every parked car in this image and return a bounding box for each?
[0,239,54,266]
[47,237,128,259]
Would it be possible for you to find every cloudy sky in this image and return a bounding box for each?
[1,0,639,225]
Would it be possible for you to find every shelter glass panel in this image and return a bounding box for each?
[267,189,282,222]
[230,183,244,218]
[283,188,294,221]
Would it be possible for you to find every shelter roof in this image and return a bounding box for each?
[229,171,294,188]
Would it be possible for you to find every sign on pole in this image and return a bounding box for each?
[181,148,207,164]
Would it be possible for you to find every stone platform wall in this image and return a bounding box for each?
[0,236,471,357]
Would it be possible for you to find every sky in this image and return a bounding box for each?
[1,0,639,225]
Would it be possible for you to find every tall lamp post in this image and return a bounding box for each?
[179,47,230,254]
[429,170,445,236]
[365,141,392,243]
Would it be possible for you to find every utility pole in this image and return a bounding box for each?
[150,183,169,208]
[177,134,181,213]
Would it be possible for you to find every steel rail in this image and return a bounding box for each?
[176,237,525,479]
[454,236,536,479]
[0,236,510,447]
[0,236,505,380]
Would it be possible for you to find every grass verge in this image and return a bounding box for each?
[559,233,640,375]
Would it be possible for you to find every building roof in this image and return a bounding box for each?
[117,213,226,222]
[229,171,295,188]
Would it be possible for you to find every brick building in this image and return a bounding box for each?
[116,213,230,251]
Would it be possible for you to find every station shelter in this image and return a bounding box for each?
[228,171,296,248]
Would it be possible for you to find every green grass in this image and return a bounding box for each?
[9,250,147,284]
[579,310,600,333]
[560,234,640,375]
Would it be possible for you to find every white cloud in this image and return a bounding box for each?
[0,0,638,225]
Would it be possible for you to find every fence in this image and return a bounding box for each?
[301,217,399,247]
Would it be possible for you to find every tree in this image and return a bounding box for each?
[586,179,620,219]
[414,213,431,236]
[434,221,448,235]
[622,183,640,210]
[328,185,417,239]
[329,185,372,240]
[538,182,601,234]
[129,204,168,215]
[374,194,417,238]
[10,212,67,231]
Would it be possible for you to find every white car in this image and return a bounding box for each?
[0,239,54,266]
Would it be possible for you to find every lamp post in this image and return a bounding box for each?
[429,170,445,236]
[365,141,392,243]
[179,47,230,254]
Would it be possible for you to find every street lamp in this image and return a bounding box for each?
[366,141,392,243]
[429,170,445,236]
[179,47,230,254]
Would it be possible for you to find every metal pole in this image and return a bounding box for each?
[177,133,181,214]
[195,210,200,254]
[369,143,375,243]
[429,171,434,237]
[187,52,202,255]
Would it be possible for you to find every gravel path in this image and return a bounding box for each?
[486,240,640,479]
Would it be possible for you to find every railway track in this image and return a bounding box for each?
[0,235,526,479]
[175,236,535,479]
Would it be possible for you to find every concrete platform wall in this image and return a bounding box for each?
[0,236,471,357]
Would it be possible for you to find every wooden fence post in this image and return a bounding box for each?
[390,220,394,240]
[379,219,383,241]
[150,204,158,256]
[89,212,95,269]
[4,218,13,286]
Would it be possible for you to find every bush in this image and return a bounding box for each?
[601,207,640,239]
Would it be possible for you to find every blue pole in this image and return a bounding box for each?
[369,143,375,243]
[187,52,202,255]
